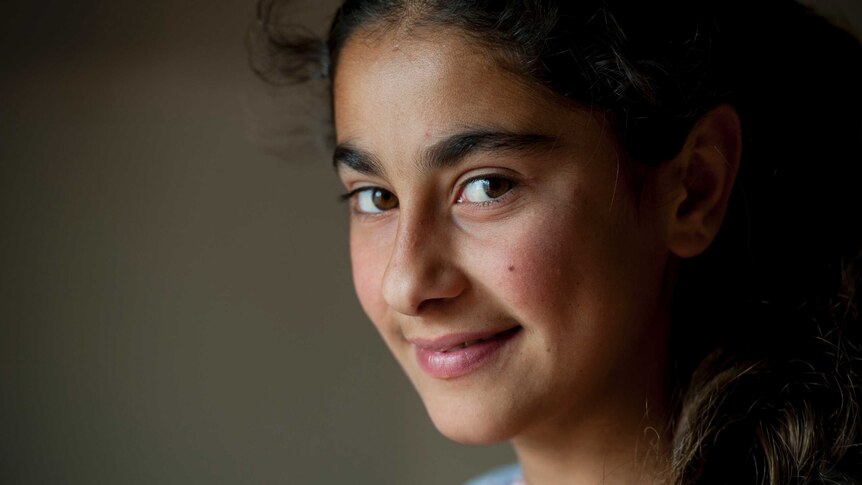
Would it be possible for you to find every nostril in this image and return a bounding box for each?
[416,297,454,314]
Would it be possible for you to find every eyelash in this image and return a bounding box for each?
[338,188,368,203]
[339,187,395,219]
[339,174,519,212]
[457,175,517,207]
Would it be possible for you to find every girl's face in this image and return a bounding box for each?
[334,28,673,445]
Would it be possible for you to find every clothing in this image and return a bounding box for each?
[464,463,524,485]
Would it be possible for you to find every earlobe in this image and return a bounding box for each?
[667,104,742,259]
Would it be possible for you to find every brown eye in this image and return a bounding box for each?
[459,177,514,204]
[356,187,398,213]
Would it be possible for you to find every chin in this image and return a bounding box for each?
[422,394,521,445]
[432,418,513,445]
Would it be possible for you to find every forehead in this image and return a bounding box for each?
[332,27,593,152]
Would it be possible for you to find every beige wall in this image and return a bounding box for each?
[2,1,859,484]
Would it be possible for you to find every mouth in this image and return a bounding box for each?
[411,326,523,379]
[440,326,522,351]
[410,326,522,351]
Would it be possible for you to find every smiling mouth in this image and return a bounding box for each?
[412,326,523,379]
[440,326,522,352]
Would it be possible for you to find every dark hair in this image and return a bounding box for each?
[249,1,862,482]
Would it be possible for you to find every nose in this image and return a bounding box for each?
[381,212,467,316]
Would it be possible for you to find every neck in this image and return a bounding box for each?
[512,398,670,485]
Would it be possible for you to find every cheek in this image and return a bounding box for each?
[468,210,585,320]
[503,239,569,310]
[349,231,388,327]
[465,195,643,339]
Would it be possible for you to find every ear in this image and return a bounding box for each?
[665,104,742,258]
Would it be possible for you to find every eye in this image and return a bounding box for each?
[354,187,398,214]
[457,177,514,204]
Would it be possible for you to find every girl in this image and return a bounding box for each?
[250,1,862,483]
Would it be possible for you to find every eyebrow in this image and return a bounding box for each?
[333,130,559,176]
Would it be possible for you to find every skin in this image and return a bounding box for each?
[333,25,740,485]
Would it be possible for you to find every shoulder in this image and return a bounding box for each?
[464,463,524,485]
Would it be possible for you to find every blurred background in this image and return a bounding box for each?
[0,1,859,484]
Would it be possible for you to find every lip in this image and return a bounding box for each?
[411,326,522,379]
